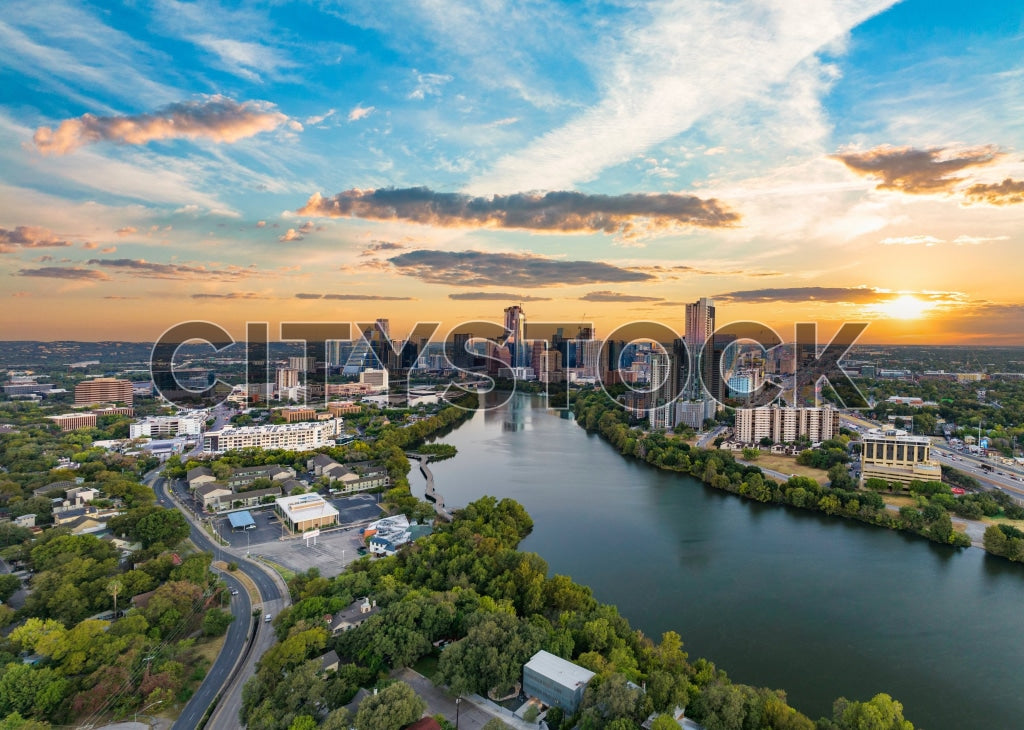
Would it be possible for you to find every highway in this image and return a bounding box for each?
[146,473,288,729]
[838,414,1024,502]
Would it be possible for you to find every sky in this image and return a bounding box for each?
[2,0,1024,345]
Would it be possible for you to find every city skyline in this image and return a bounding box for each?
[2,1,1024,344]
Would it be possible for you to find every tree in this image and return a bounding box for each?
[353,682,425,730]
[0,575,20,603]
[651,715,680,730]
[741,448,760,461]
[106,578,123,617]
[202,608,235,637]
[828,693,914,730]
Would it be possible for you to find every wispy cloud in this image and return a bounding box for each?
[298,187,738,237]
[86,258,260,281]
[879,235,943,246]
[347,105,375,122]
[714,286,888,303]
[832,145,999,194]
[192,292,271,299]
[114,226,138,236]
[964,178,1024,205]
[17,266,109,281]
[468,0,898,193]
[408,71,453,100]
[33,96,294,155]
[295,293,415,301]
[0,226,73,253]
[579,290,664,302]
[448,291,552,301]
[387,250,654,287]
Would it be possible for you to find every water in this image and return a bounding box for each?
[411,393,1024,729]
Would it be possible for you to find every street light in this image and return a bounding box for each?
[455,697,461,730]
[135,699,164,723]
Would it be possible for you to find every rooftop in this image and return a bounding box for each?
[524,650,595,689]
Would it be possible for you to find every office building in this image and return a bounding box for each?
[359,368,389,389]
[860,428,942,485]
[75,378,132,406]
[48,413,98,431]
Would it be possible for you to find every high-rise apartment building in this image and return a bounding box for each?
[733,405,839,444]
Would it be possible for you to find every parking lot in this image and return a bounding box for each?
[331,493,384,524]
[216,509,284,549]
[254,527,369,578]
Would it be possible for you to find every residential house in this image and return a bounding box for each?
[329,597,378,635]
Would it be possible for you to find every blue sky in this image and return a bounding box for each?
[2,0,1023,343]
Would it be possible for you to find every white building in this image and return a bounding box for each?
[275,493,339,532]
[203,419,340,453]
[129,414,205,439]
[860,428,942,486]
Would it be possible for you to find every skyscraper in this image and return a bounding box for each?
[685,297,716,400]
[504,305,527,369]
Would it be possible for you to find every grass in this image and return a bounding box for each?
[745,453,829,484]
[881,495,918,509]
[412,653,440,680]
[259,557,296,582]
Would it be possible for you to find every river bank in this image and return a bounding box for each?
[411,391,1024,729]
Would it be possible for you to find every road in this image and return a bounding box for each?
[173,569,251,730]
[696,425,729,449]
[146,473,288,729]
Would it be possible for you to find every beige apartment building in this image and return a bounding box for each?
[734,404,839,444]
[75,378,133,406]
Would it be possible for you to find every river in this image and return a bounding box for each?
[410,392,1024,729]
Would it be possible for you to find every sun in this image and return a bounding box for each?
[870,294,935,320]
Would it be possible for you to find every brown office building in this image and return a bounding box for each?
[75,378,133,406]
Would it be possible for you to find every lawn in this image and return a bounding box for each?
[412,653,440,681]
[744,453,829,484]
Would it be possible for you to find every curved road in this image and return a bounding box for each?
[147,474,287,729]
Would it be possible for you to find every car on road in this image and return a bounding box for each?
[264,614,272,623]
[230,588,239,595]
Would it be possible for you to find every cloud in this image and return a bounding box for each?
[100,246,117,254]
[831,145,999,194]
[298,187,738,237]
[17,266,110,281]
[360,240,406,256]
[115,226,138,237]
[306,109,337,125]
[577,290,663,301]
[714,286,887,303]
[192,292,270,299]
[86,257,260,281]
[279,228,303,242]
[579,290,665,303]
[256,220,267,228]
[964,178,1024,205]
[387,249,655,287]
[33,95,292,155]
[952,234,1009,245]
[294,293,415,301]
[408,72,452,100]
[0,226,73,253]
[879,235,943,246]
[448,292,552,301]
[347,105,375,122]
[103,295,139,300]
[467,0,898,193]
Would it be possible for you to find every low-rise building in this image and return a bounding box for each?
[203,420,340,453]
[523,650,595,713]
[48,413,98,431]
[130,414,205,438]
[275,493,339,532]
[329,597,378,634]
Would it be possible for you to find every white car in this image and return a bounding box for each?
[264,614,272,623]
